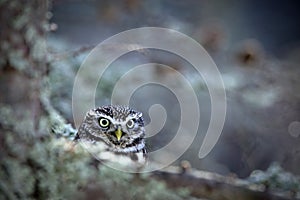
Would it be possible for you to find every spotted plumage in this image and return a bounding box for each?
[75,105,147,170]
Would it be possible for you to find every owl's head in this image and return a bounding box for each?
[78,105,145,152]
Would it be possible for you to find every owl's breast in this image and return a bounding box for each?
[80,139,147,171]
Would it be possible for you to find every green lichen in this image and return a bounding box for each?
[0,105,35,137]
[1,97,191,199]
[12,6,30,30]
[96,166,190,200]
[248,162,300,198]
[0,128,191,200]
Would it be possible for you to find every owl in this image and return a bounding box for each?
[75,105,147,170]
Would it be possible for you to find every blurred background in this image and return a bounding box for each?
[48,0,300,178]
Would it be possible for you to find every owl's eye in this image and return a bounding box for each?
[126,119,135,129]
[99,118,110,128]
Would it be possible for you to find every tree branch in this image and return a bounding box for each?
[151,166,295,200]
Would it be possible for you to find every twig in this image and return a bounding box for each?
[151,166,294,200]
[48,43,150,62]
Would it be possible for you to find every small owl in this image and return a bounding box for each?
[75,105,147,170]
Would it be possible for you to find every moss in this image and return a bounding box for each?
[1,1,191,199]
[248,162,300,198]
[0,128,191,200]
[0,101,190,199]
[1,131,89,199]
[85,162,190,200]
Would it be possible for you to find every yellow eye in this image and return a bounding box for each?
[99,118,110,128]
[126,119,135,129]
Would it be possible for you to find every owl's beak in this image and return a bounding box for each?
[115,127,123,141]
